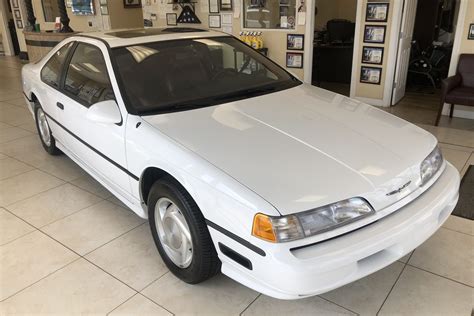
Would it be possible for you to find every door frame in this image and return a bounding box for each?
[350,0,405,107]
[0,0,14,56]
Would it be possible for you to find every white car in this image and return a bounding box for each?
[21,28,460,299]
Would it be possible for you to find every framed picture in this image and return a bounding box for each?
[100,5,108,15]
[100,0,107,4]
[468,23,474,40]
[287,34,304,50]
[220,0,233,11]
[123,0,141,8]
[209,0,219,13]
[286,52,303,68]
[362,46,384,65]
[12,0,18,8]
[167,13,177,26]
[366,3,389,22]
[364,25,386,43]
[360,66,382,85]
[15,19,23,29]
[209,14,221,28]
[221,13,232,25]
[13,9,21,19]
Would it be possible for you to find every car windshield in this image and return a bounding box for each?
[112,36,301,114]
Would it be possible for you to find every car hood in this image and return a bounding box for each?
[142,84,437,215]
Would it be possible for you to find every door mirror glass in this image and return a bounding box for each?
[86,100,122,124]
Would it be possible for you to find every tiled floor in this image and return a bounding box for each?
[0,55,473,315]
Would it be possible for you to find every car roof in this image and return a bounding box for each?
[76,27,229,48]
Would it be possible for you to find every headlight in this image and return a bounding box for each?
[420,145,443,187]
[252,198,375,243]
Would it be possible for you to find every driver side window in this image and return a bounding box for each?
[64,43,115,108]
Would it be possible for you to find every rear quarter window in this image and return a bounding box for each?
[40,42,74,88]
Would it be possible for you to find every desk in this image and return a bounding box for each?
[313,45,353,84]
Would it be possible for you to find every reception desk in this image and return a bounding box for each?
[23,31,76,62]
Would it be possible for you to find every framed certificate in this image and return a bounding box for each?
[209,14,221,28]
[364,25,386,43]
[366,3,389,22]
[362,46,384,65]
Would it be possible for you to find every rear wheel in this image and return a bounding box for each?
[148,177,220,283]
[35,103,61,155]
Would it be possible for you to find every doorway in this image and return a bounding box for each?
[389,0,467,127]
[312,0,358,96]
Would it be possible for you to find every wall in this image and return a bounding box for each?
[142,1,308,80]
[351,0,394,103]
[314,0,357,30]
[108,1,142,29]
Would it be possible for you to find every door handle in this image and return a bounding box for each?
[56,102,64,110]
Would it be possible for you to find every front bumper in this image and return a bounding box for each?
[209,162,460,299]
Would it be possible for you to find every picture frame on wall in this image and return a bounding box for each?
[13,9,21,19]
[364,25,386,43]
[286,52,303,68]
[167,13,177,26]
[220,0,233,11]
[287,34,304,50]
[365,3,389,22]
[100,0,108,5]
[362,46,384,65]
[12,0,18,8]
[209,14,221,28]
[15,19,23,29]
[123,0,141,8]
[209,0,219,13]
[468,23,474,40]
[360,66,382,85]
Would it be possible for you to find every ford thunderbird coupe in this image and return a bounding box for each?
[21,28,460,299]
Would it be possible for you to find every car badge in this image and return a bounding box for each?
[386,181,412,196]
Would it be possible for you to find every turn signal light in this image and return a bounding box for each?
[252,213,276,242]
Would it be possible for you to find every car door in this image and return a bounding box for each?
[38,41,75,144]
[57,41,132,198]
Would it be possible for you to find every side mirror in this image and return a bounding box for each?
[87,100,122,124]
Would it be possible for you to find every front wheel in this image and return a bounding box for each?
[34,104,61,155]
[148,177,220,284]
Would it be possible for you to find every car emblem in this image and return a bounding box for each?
[386,181,412,196]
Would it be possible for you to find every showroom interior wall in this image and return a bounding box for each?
[442,0,474,119]
[350,0,398,106]
[142,1,311,80]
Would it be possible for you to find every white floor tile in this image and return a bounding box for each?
[0,208,34,245]
[0,258,135,315]
[408,228,473,286]
[109,294,171,316]
[379,266,473,315]
[42,200,144,255]
[142,273,259,315]
[8,183,103,227]
[86,224,168,291]
[0,230,78,300]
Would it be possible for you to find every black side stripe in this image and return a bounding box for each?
[43,111,139,181]
[206,219,266,257]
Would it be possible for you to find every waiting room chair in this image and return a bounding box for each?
[435,54,474,125]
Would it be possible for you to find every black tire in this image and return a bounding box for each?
[34,103,61,156]
[148,177,220,284]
